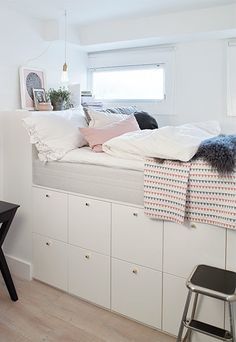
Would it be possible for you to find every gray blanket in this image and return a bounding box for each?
[193,135,236,174]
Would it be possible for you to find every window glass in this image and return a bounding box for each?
[91,66,165,101]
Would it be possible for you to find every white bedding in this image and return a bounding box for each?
[60,146,144,171]
[103,121,221,162]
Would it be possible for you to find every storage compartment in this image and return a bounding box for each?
[68,245,110,309]
[32,187,67,242]
[162,273,225,341]
[69,195,111,255]
[226,229,236,272]
[163,221,226,278]
[33,233,67,291]
[112,204,163,270]
[112,258,162,328]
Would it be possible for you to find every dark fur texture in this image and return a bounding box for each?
[193,135,236,174]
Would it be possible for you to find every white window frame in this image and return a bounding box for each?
[88,63,166,103]
[87,46,176,115]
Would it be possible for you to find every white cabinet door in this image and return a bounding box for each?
[226,229,236,272]
[112,258,162,329]
[69,195,111,255]
[163,221,226,278]
[225,229,236,334]
[68,245,110,309]
[33,233,67,291]
[163,273,225,341]
[112,204,163,270]
[33,187,67,242]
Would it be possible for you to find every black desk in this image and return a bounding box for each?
[0,201,20,301]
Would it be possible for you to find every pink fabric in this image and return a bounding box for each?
[80,115,140,152]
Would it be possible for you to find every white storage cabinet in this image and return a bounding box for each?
[32,185,230,339]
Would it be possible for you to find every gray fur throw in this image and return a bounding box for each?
[193,135,236,174]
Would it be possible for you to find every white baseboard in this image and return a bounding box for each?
[5,254,32,281]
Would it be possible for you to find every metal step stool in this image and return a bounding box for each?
[177,265,236,342]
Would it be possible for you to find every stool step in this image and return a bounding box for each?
[183,319,232,341]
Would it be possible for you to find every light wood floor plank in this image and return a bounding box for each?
[0,277,175,342]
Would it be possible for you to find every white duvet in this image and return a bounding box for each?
[102,121,221,162]
[60,146,144,171]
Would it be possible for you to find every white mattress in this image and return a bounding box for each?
[33,148,144,205]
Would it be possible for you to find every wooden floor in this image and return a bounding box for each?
[0,277,175,342]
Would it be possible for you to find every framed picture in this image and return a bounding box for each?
[19,67,46,110]
[33,88,46,110]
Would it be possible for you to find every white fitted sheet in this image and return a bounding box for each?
[33,148,144,205]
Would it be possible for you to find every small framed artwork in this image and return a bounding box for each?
[19,67,46,110]
[33,88,46,110]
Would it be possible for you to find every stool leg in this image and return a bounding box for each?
[177,290,192,342]
[183,293,199,342]
[229,302,236,342]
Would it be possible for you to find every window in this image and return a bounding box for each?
[90,65,165,101]
[87,46,175,115]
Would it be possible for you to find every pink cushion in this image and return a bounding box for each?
[80,115,140,152]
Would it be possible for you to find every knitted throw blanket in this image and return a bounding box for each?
[144,159,236,229]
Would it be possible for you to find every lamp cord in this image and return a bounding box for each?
[24,41,54,66]
[64,9,67,64]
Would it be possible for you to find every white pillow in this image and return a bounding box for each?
[88,108,128,128]
[23,112,87,162]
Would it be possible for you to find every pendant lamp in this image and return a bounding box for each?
[61,10,69,83]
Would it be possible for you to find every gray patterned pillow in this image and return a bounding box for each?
[102,106,137,115]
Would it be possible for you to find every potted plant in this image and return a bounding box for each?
[47,87,72,111]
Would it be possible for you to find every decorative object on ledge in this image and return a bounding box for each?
[33,88,53,111]
[47,87,72,111]
[61,10,69,84]
[36,102,53,111]
[19,67,46,110]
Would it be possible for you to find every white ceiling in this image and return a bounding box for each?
[4,0,235,25]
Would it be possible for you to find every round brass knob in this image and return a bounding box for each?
[190,223,197,229]
[132,269,138,274]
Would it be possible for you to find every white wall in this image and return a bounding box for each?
[0,7,88,276]
[0,8,87,111]
[174,40,236,133]
[0,114,3,199]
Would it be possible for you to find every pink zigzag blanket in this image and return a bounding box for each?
[144,159,236,229]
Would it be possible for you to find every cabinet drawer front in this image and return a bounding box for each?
[112,204,163,270]
[68,245,110,309]
[226,229,236,272]
[112,258,162,329]
[163,273,224,339]
[68,195,111,255]
[33,234,67,291]
[33,187,67,242]
[163,222,226,278]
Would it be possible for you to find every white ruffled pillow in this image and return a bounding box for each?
[23,111,87,162]
[88,108,129,128]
